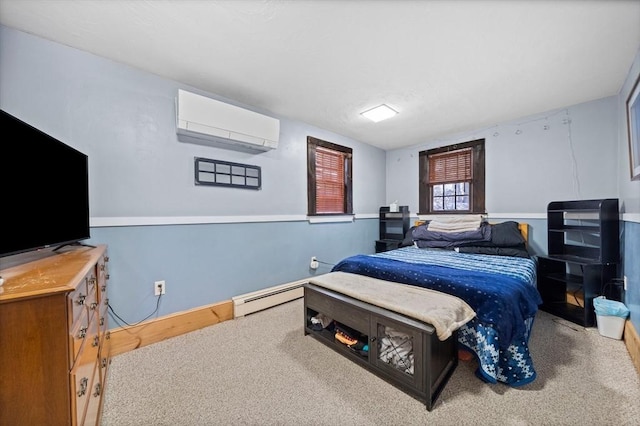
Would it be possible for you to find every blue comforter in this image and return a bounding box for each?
[332,246,542,386]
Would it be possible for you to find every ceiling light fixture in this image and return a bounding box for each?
[361,104,398,123]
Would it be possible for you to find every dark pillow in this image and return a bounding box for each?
[400,226,418,247]
[489,221,525,246]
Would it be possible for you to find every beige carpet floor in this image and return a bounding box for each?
[101,298,639,425]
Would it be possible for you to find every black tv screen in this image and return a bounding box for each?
[0,109,90,258]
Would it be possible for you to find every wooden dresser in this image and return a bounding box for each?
[0,244,111,426]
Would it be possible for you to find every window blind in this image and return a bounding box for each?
[428,148,472,184]
[315,147,345,213]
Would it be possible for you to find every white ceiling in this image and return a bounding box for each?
[1,0,639,150]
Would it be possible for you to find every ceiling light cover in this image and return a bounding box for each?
[361,104,398,122]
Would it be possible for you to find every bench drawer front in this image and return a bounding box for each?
[305,287,369,333]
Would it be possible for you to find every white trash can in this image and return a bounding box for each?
[593,296,629,340]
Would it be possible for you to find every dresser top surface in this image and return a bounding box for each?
[0,244,106,302]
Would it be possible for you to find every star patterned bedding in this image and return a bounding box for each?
[331,246,542,386]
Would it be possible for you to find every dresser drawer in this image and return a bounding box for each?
[99,335,112,384]
[83,361,103,426]
[70,307,91,365]
[86,266,98,303]
[86,284,99,322]
[97,254,109,304]
[70,351,98,426]
[68,270,93,325]
[98,300,109,338]
[71,314,100,422]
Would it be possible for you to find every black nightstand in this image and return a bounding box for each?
[375,239,402,253]
[376,206,410,253]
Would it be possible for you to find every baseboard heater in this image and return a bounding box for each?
[232,279,307,318]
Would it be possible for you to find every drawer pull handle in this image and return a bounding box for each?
[88,277,96,286]
[100,317,105,326]
[92,336,100,347]
[106,331,111,340]
[104,256,110,262]
[77,327,87,339]
[76,295,86,305]
[101,358,108,368]
[105,274,110,280]
[77,377,88,397]
[93,382,102,397]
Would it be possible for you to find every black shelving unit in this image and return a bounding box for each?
[537,199,620,327]
[376,206,410,253]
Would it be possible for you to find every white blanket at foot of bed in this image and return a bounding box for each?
[308,271,476,340]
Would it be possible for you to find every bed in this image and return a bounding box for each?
[331,220,542,387]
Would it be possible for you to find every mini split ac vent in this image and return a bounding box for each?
[176,89,280,153]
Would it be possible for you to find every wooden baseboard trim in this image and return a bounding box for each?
[108,299,234,357]
[624,319,640,375]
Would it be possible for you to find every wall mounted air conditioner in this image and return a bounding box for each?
[176,89,280,153]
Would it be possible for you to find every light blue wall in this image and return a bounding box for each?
[89,221,377,322]
[617,48,640,330]
[384,94,622,277]
[617,47,640,215]
[622,221,640,328]
[0,25,386,218]
[386,47,640,332]
[386,96,619,216]
[0,25,385,324]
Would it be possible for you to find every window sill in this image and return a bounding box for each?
[307,215,355,224]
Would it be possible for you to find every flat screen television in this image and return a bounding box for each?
[0,109,90,258]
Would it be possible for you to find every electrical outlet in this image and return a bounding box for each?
[310,256,319,270]
[154,280,166,296]
[623,276,628,291]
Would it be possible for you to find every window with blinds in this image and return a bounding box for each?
[315,147,345,213]
[428,149,472,184]
[307,136,352,215]
[428,148,472,211]
[419,139,485,214]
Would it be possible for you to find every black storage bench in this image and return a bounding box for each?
[303,282,459,411]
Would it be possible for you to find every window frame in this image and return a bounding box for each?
[307,136,353,216]
[418,139,485,215]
